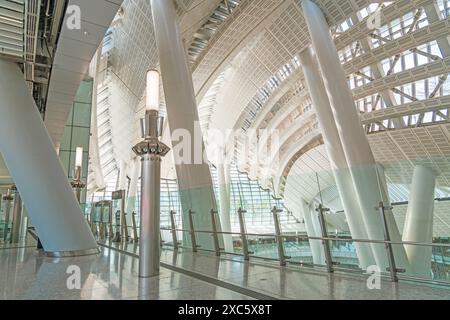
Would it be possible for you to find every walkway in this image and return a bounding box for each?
[1,242,449,300]
[0,246,252,300]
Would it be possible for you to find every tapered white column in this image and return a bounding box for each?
[151,0,220,250]
[301,200,324,265]
[302,0,408,270]
[403,166,435,278]
[0,60,97,254]
[118,160,128,191]
[217,164,233,252]
[299,48,375,268]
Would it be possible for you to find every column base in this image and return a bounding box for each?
[45,247,100,258]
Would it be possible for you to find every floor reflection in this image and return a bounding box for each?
[156,248,450,300]
[0,246,251,300]
[2,243,449,300]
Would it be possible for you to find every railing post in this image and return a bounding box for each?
[123,211,129,242]
[316,204,334,273]
[100,201,105,240]
[170,210,179,250]
[90,205,96,238]
[112,210,121,243]
[2,190,13,241]
[120,191,129,241]
[131,211,139,242]
[188,209,199,252]
[90,204,96,234]
[272,206,290,266]
[377,201,398,282]
[108,202,114,239]
[10,188,23,244]
[210,209,221,256]
[238,208,250,260]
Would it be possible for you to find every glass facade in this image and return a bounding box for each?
[59,79,93,210]
[81,0,450,286]
[224,165,297,233]
[86,163,295,234]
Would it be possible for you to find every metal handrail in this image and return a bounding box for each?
[158,226,450,250]
[98,219,450,250]
[88,200,449,286]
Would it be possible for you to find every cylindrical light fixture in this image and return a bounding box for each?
[132,69,170,278]
[146,70,160,111]
[75,147,83,169]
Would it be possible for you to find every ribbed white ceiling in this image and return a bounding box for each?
[85,0,450,242]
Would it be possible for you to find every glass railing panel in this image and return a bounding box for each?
[246,234,281,261]
[160,210,184,249]
[431,244,450,283]
[397,242,450,284]
[0,222,7,242]
[284,236,315,266]
[86,181,450,290]
[330,238,361,270]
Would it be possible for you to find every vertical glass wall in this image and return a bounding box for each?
[89,163,288,230]
[59,79,93,211]
[225,164,285,231]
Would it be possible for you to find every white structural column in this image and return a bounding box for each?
[301,200,324,265]
[118,160,128,191]
[299,48,375,268]
[217,164,233,252]
[150,0,220,250]
[302,0,408,270]
[403,166,435,278]
[0,61,97,254]
[126,158,140,215]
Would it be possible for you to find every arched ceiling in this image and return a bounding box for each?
[87,0,450,213]
[284,141,450,237]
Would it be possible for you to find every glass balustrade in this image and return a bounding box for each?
[87,192,450,286]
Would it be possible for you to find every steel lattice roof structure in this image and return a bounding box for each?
[3,0,446,235]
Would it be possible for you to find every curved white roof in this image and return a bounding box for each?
[84,0,450,231]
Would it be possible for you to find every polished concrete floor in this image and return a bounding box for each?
[0,246,252,300]
[1,243,449,300]
[161,248,450,300]
[102,241,450,300]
